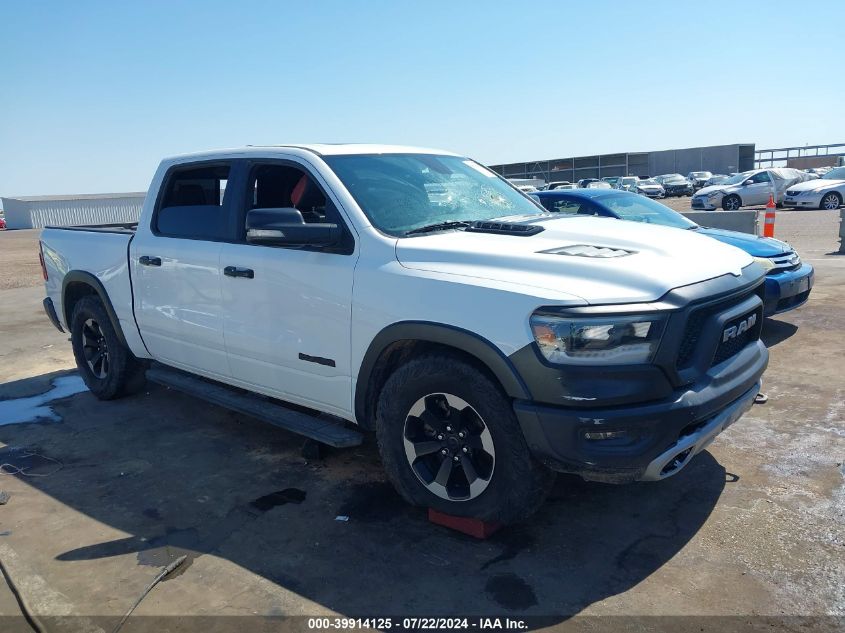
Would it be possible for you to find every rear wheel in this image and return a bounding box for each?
[722,194,741,210]
[820,192,842,210]
[70,296,145,400]
[375,352,555,524]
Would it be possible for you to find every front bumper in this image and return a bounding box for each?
[783,193,822,208]
[691,195,719,210]
[762,262,814,315]
[639,382,758,480]
[513,341,767,483]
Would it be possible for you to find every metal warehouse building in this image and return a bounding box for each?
[1,192,146,230]
[489,143,756,183]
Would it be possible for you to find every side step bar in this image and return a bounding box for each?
[146,366,363,448]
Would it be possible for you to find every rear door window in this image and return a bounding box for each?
[156,164,233,240]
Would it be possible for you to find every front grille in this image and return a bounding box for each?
[676,290,758,369]
[713,306,763,366]
[765,251,801,274]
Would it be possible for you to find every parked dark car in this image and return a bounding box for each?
[687,171,713,192]
[655,174,694,197]
[533,188,814,316]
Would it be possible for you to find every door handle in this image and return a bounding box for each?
[224,266,254,279]
[139,256,162,266]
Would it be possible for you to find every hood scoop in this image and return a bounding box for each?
[540,244,635,258]
[466,221,544,236]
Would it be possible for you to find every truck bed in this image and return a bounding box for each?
[44,222,138,234]
[40,225,139,345]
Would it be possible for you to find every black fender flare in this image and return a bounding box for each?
[61,271,129,348]
[354,321,532,424]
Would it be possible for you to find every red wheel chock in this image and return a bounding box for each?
[427,508,502,539]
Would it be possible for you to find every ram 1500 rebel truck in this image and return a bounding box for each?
[40,145,768,523]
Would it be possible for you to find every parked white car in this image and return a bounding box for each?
[691,168,805,210]
[616,176,640,191]
[783,166,845,210]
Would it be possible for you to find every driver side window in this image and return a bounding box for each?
[242,162,354,254]
[750,172,771,184]
[249,164,332,224]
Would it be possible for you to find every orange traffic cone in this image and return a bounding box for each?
[763,193,776,237]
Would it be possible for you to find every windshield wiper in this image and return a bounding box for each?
[405,220,474,236]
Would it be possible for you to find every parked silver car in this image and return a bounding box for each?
[691,168,805,210]
[783,166,845,210]
[704,174,730,187]
[633,178,665,198]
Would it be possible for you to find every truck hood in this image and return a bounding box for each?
[695,227,791,256]
[395,215,754,304]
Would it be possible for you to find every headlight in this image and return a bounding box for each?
[752,256,776,272]
[530,313,666,365]
[706,190,723,198]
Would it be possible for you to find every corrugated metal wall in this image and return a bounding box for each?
[490,143,757,182]
[0,195,145,229]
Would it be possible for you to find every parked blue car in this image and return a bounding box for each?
[532,189,813,316]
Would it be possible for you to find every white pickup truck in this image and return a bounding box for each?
[40,145,768,523]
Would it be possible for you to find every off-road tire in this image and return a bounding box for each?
[70,295,145,400]
[375,351,555,524]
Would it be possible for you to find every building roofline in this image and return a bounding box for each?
[1,192,147,202]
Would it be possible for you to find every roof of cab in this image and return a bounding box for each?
[164,144,462,163]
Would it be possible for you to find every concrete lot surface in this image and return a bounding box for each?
[0,211,843,631]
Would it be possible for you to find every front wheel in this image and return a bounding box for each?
[375,352,555,524]
[722,194,742,211]
[70,296,145,400]
[820,192,842,210]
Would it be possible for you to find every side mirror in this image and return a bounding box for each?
[246,208,341,247]
[743,180,753,186]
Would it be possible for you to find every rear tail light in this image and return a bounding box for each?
[38,242,48,281]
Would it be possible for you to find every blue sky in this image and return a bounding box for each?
[1,0,843,196]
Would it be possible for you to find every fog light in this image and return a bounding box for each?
[584,430,628,441]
